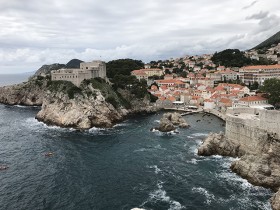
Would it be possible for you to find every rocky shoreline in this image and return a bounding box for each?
[0,77,159,130]
[198,131,280,210]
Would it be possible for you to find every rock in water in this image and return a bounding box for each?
[157,112,189,132]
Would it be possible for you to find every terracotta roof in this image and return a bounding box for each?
[167,96,176,102]
[242,65,280,70]
[204,99,214,102]
[131,70,147,76]
[239,96,267,102]
[138,68,163,72]
[151,85,158,90]
[215,86,225,91]
[219,98,232,104]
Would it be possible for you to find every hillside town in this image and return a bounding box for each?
[131,51,280,113]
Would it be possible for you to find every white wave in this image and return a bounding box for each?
[88,127,108,134]
[24,118,79,132]
[192,187,215,205]
[149,165,162,174]
[113,122,130,127]
[191,133,208,137]
[134,145,166,153]
[142,181,185,210]
[152,129,179,136]
[187,158,198,164]
[131,208,146,210]
[154,120,160,123]
[217,170,254,191]
[186,135,194,139]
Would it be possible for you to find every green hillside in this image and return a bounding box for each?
[253,31,280,49]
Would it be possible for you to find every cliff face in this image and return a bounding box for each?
[0,78,47,106]
[36,89,125,129]
[35,80,157,129]
[198,108,280,210]
[0,76,157,129]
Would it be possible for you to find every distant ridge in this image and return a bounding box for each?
[66,59,83,69]
[253,31,280,49]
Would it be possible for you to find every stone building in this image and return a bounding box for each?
[51,60,106,86]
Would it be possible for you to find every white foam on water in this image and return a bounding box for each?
[151,129,179,136]
[154,120,160,123]
[88,127,108,134]
[24,117,78,132]
[142,181,185,210]
[113,122,130,127]
[186,135,194,139]
[131,208,146,210]
[217,169,255,191]
[149,165,162,174]
[134,145,166,153]
[187,158,198,165]
[192,187,215,205]
[191,133,208,137]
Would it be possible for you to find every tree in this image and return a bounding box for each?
[260,78,280,106]
[106,59,144,78]
[250,81,259,90]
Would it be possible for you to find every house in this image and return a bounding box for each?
[204,99,216,109]
[234,95,268,108]
[239,64,280,85]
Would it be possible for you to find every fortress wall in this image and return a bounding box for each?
[225,115,266,154]
[259,110,280,137]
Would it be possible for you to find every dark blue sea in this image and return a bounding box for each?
[0,105,272,210]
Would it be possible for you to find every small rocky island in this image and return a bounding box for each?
[154,112,189,132]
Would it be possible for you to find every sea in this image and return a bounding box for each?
[0,103,273,210]
[0,73,32,87]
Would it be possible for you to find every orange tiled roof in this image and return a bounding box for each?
[239,96,267,102]
[242,65,280,70]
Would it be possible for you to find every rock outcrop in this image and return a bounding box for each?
[35,79,158,129]
[156,112,189,132]
[36,90,125,129]
[198,109,280,210]
[0,78,47,106]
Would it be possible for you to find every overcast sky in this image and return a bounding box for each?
[0,0,279,74]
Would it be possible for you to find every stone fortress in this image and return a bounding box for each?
[51,60,106,86]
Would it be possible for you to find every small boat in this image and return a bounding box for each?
[45,152,54,157]
[0,165,9,170]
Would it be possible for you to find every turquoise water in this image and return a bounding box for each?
[0,105,272,210]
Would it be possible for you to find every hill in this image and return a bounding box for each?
[65,59,84,68]
[253,31,280,50]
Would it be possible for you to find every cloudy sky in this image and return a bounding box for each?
[0,0,279,73]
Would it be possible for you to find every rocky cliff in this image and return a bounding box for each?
[36,78,157,129]
[0,75,158,129]
[198,108,280,210]
[0,77,47,106]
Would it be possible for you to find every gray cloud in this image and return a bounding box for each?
[0,0,279,73]
[246,11,269,20]
[242,0,258,10]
